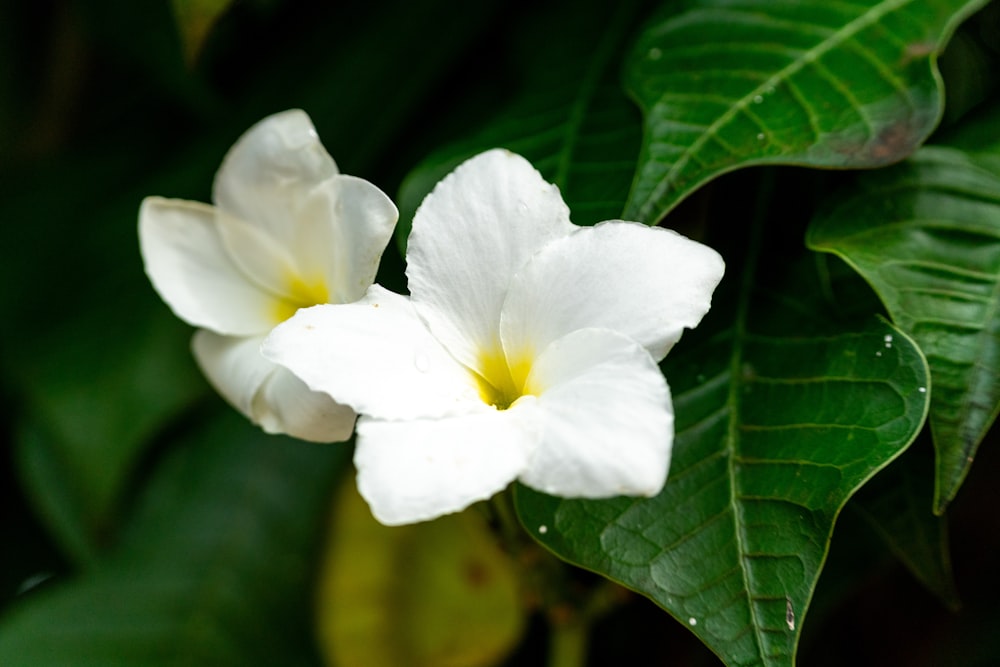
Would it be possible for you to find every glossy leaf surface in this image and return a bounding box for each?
[808,144,1000,512]
[517,256,930,667]
[624,0,988,223]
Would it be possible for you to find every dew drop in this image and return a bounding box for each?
[414,354,429,372]
[688,617,698,626]
[918,387,926,393]
[538,525,548,535]
[648,47,662,60]
[875,351,882,357]
[756,132,766,142]
[753,95,764,104]
[17,572,52,595]
[883,334,893,343]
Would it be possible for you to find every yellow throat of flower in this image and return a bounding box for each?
[475,347,534,410]
[271,274,330,324]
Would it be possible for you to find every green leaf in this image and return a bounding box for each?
[171,0,235,65]
[623,0,988,223]
[316,484,524,667]
[12,294,206,566]
[395,0,644,251]
[0,412,347,666]
[807,144,1000,512]
[851,437,959,609]
[516,250,930,667]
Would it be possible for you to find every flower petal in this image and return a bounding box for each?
[212,109,339,244]
[262,286,483,421]
[252,366,357,443]
[290,174,399,304]
[354,407,539,525]
[406,149,575,373]
[518,328,673,498]
[140,197,277,335]
[192,330,276,419]
[501,221,725,362]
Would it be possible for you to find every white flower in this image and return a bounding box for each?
[139,110,398,442]
[263,149,724,524]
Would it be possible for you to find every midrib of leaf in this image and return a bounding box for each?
[634,0,915,222]
[552,0,639,190]
[726,192,769,665]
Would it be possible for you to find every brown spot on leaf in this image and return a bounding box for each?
[900,41,936,66]
[464,559,490,588]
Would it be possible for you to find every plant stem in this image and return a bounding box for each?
[547,616,587,667]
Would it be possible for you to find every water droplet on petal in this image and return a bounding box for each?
[517,200,529,213]
[648,47,662,60]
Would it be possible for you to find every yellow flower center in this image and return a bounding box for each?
[474,346,534,410]
[270,274,330,324]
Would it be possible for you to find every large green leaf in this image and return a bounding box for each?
[0,412,347,666]
[395,0,644,251]
[516,251,930,666]
[807,144,1000,512]
[623,0,988,223]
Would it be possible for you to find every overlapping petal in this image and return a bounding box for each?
[501,222,725,362]
[406,149,575,374]
[354,406,540,525]
[192,331,276,420]
[258,146,724,522]
[289,175,399,304]
[213,109,339,246]
[140,198,277,336]
[251,366,357,443]
[518,328,673,497]
[142,110,400,445]
[262,286,483,421]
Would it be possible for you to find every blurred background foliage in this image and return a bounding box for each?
[0,0,998,665]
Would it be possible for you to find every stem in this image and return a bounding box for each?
[547,616,588,667]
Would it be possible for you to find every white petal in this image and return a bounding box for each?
[252,366,357,443]
[406,149,575,373]
[140,197,277,335]
[262,286,482,421]
[354,407,539,525]
[290,175,399,304]
[192,330,276,420]
[214,208,302,301]
[194,330,355,442]
[212,110,338,244]
[501,221,725,361]
[518,328,673,498]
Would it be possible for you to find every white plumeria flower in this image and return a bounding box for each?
[139,109,398,442]
[263,149,724,524]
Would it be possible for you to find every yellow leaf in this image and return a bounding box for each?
[317,480,525,667]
